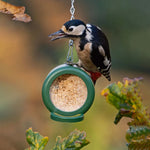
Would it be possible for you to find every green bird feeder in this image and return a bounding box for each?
[42,64,95,122]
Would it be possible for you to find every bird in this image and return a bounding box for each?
[49,19,111,84]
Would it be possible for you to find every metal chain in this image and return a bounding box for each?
[67,0,75,63]
[67,39,74,62]
[70,0,75,20]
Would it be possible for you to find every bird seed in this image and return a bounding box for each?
[50,74,87,112]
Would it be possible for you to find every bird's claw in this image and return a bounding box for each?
[65,62,84,69]
[65,61,76,66]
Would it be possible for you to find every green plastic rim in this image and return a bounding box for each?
[51,113,84,122]
[42,64,95,122]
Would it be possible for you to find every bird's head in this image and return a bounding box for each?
[49,19,86,41]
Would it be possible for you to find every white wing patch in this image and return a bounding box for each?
[85,30,93,41]
[86,24,92,28]
[96,26,102,31]
[103,56,110,66]
[85,24,93,41]
[98,46,105,56]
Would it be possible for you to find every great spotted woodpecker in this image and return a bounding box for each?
[49,19,111,84]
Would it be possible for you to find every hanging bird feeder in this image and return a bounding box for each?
[42,64,95,122]
[42,0,95,122]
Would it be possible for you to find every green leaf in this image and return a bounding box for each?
[101,77,150,126]
[52,129,90,150]
[101,77,150,149]
[25,128,48,150]
[126,126,150,149]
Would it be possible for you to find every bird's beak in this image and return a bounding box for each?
[48,30,67,41]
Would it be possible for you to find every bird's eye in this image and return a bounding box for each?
[68,28,73,32]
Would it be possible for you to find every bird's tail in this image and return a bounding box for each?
[99,64,111,81]
[102,71,111,81]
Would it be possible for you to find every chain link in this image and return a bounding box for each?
[70,0,75,20]
[67,0,75,63]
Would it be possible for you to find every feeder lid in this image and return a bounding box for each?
[42,64,95,122]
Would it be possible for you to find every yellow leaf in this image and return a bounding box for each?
[124,79,129,87]
[101,88,109,97]
[132,104,137,110]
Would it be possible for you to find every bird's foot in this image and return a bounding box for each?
[65,62,86,70]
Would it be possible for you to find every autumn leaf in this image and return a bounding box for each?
[101,77,150,150]
[0,0,32,23]
[52,129,90,150]
[25,128,89,150]
[101,77,150,126]
[25,128,48,150]
[126,126,150,149]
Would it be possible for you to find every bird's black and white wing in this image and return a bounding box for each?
[87,24,111,81]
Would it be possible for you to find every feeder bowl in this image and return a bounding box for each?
[42,64,95,122]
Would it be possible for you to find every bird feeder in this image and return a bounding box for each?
[42,64,95,122]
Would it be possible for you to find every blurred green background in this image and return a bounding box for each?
[0,0,150,149]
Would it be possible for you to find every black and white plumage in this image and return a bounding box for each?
[49,19,111,83]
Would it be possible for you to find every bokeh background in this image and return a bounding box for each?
[0,0,150,149]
